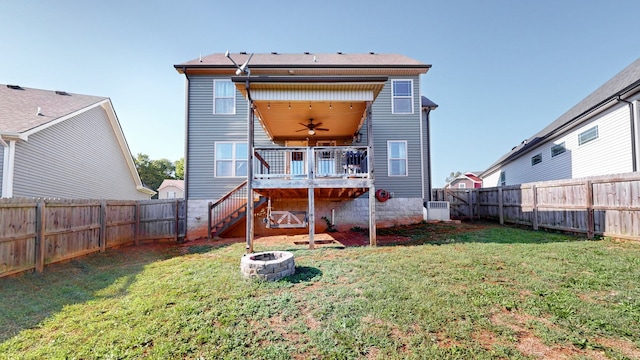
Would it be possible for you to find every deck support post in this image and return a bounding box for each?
[366,102,376,246]
[246,80,255,253]
[307,147,315,249]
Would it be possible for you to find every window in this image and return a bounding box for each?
[500,171,506,186]
[579,125,598,145]
[213,80,235,114]
[551,142,566,157]
[167,191,176,199]
[392,80,413,114]
[531,153,542,166]
[388,141,407,176]
[215,142,247,177]
[458,183,466,189]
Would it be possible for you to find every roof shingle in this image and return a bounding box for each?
[0,84,107,134]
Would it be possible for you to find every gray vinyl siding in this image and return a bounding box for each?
[12,106,148,199]
[186,75,425,200]
[368,76,423,198]
[187,75,272,200]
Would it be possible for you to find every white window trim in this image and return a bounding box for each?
[213,79,236,115]
[214,142,247,178]
[387,140,408,177]
[391,79,414,114]
[531,153,542,166]
[551,142,566,157]
[578,125,599,146]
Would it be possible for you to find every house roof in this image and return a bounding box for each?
[0,84,107,135]
[482,57,640,176]
[158,179,184,191]
[0,84,154,196]
[175,52,431,77]
[176,52,430,68]
[421,96,438,109]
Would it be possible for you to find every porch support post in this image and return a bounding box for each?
[307,147,315,250]
[366,102,376,246]
[246,80,255,253]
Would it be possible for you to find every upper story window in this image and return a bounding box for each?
[578,125,598,145]
[500,171,506,186]
[392,80,413,114]
[531,153,542,166]
[215,142,247,177]
[458,183,466,189]
[551,142,566,157]
[213,80,235,114]
[388,140,408,176]
[167,191,176,199]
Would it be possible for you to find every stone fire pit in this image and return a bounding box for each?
[240,251,295,281]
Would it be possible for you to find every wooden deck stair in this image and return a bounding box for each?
[208,181,267,239]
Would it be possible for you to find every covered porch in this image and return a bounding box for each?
[232,75,386,251]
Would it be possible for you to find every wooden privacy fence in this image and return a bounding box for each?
[433,172,640,241]
[0,198,185,278]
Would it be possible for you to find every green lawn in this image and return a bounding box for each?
[1,222,639,359]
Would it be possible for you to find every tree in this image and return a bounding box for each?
[174,158,184,180]
[445,171,462,184]
[134,153,176,198]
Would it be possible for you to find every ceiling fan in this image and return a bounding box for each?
[296,118,329,135]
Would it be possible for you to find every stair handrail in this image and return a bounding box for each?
[208,181,249,239]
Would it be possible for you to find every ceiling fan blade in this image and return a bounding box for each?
[313,122,323,127]
[298,123,309,127]
[316,128,330,131]
[295,128,307,132]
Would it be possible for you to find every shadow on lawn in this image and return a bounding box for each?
[0,245,181,343]
[284,266,322,283]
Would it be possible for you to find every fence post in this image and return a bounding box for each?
[100,201,107,252]
[208,202,212,241]
[135,202,140,246]
[174,199,179,242]
[532,185,539,230]
[467,190,473,220]
[498,187,504,225]
[586,180,594,239]
[35,201,45,273]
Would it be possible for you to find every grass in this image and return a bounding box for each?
[1,222,640,359]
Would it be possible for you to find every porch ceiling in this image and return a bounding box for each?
[232,76,386,142]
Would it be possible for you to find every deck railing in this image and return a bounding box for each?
[253,146,369,179]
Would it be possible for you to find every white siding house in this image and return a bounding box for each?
[0,84,154,199]
[482,58,640,186]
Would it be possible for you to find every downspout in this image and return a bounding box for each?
[424,107,433,202]
[617,96,637,172]
[182,67,190,238]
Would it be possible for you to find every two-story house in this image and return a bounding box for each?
[174,52,434,249]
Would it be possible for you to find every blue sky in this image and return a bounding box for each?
[1,1,638,187]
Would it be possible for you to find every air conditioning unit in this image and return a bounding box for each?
[426,201,450,221]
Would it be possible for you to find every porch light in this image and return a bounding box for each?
[308,129,315,135]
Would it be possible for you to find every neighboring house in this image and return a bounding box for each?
[445,172,482,189]
[158,179,184,199]
[0,84,154,199]
[174,52,435,246]
[482,57,640,186]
